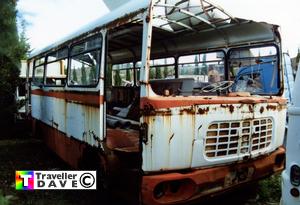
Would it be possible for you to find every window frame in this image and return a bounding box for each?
[32,56,46,86]
[227,44,281,96]
[177,50,226,81]
[67,34,103,88]
[136,57,176,80]
[44,47,69,87]
[111,62,136,86]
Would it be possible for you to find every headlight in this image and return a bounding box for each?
[290,165,300,186]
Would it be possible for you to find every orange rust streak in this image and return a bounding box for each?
[38,121,86,168]
[106,128,139,152]
[31,89,103,106]
[140,96,287,109]
[142,147,285,205]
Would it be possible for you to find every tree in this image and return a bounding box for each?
[194,55,199,75]
[201,54,208,75]
[126,69,131,81]
[114,69,121,86]
[0,0,29,134]
[106,64,112,87]
[72,68,78,82]
[155,67,162,79]
[149,68,155,79]
[163,58,168,78]
[81,63,87,85]
[89,65,96,83]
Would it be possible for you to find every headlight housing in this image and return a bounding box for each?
[290,164,300,186]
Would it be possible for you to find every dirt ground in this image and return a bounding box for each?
[0,131,281,205]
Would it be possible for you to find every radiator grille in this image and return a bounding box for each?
[205,118,273,158]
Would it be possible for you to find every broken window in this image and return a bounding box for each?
[33,57,45,85]
[229,46,279,95]
[45,47,68,86]
[69,35,102,86]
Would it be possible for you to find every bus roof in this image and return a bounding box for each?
[29,0,150,59]
[29,0,279,61]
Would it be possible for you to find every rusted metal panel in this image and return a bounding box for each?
[31,89,103,147]
[140,96,287,109]
[38,121,87,168]
[142,147,285,205]
[141,98,287,172]
[31,89,103,107]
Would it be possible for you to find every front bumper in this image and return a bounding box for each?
[142,147,285,205]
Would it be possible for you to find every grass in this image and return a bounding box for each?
[0,137,103,205]
[257,174,282,204]
[0,190,9,205]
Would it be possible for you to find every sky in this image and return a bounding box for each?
[17,0,300,57]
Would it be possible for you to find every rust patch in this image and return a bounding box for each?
[198,107,209,115]
[266,105,277,111]
[260,106,265,114]
[141,103,171,116]
[141,147,285,205]
[179,106,196,115]
[220,104,234,114]
[266,104,287,112]
[239,99,256,104]
[140,97,287,110]
[37,121,87,168]
[31,89,103,107]
[106,128,139,152]
[229,105,234,113]
[248,105,254,113]
[277,104,287,112]
[141,103,156,116]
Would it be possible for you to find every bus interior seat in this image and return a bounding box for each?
[107,86,140,121]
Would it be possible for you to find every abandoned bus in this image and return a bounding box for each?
[27,0,286,204]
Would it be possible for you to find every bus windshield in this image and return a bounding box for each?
[229,45,279,95]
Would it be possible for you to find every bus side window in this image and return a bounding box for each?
[45,48,68,86]
[33,57,45,85]
[68,35,102,86]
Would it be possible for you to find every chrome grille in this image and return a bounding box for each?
[205,118,273,158]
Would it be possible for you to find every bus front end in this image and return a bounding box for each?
[139,2,286,204]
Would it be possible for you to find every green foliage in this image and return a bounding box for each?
[114,69,121,86]
[0,190,9,205]
[126,69,131,81]
[163,67,168,78]
[0,0,29,132]
[72,68,78,82]
[106,64,112,87]
[81,64,87,85]
[149,68,155,79]
[194,55,199,75]
[201,54,208,75]
[155,67,162,79]
[257,174,281,203]
[89,65,96,83]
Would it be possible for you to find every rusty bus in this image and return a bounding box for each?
[27,0,286,204]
